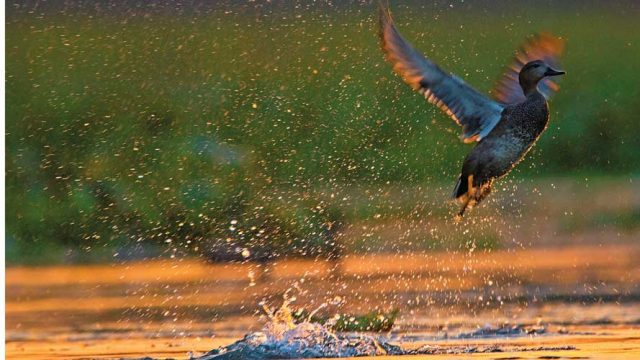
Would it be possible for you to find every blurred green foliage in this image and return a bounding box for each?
[6,3,640,263]
[560,207,640,233]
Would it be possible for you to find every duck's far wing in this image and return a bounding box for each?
[379,5,504,143]
[493,33,566,104]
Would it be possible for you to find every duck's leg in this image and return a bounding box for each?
[467,174,476,199]
[455,203,469,221]
[476,181,493,203]
[454,175,475,221]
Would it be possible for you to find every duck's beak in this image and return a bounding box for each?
[544,67,565,77]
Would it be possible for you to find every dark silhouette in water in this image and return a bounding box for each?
[379,4,565,218]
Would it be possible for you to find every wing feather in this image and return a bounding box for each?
[379,5,504,143]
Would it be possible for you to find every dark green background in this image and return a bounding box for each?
[6,1,640,264]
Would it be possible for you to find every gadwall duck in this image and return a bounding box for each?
[379,5,566,218]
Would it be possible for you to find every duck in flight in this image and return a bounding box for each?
[379,5,566,218]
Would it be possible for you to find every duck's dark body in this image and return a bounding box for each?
[453,92,550,213]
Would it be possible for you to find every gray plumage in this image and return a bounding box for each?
[379,5,566,218]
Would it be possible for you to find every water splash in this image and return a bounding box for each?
[195,300,401,359]
[191,300,565,360]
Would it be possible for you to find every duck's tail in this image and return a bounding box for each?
[452,175,468,200]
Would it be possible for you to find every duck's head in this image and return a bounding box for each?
[519,60,565,94]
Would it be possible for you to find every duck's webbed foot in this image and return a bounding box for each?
[454,175,493,221]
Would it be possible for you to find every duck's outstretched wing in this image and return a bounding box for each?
[379,5,504,143]
[493,33,566,104]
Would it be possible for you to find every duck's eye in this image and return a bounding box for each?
[532,64,540,68]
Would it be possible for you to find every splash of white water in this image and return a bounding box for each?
[195,299,400,359]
